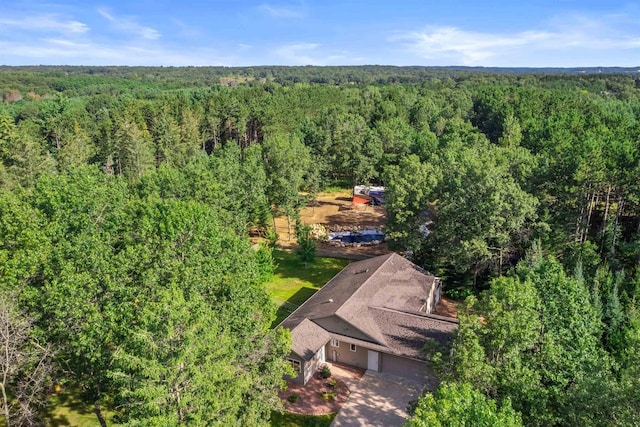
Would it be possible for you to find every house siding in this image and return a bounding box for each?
[285,350,327,385]
[303,350,324,384]
[284,353,305,385]
[325,341,368,369]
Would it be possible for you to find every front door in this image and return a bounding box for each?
[332,350,337,362]
[367,350,379,371]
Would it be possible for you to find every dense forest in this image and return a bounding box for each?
[0,66,639,426]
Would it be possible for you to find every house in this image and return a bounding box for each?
[280,253,458,385]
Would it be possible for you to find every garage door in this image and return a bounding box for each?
[380,353,429,383]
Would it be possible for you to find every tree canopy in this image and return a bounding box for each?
[0,66,639,425]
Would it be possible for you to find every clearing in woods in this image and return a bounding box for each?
[270,190,459,318]
[273,189,389,259]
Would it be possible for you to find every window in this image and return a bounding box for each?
[350,343,357,352]
[287,358,301,373]
[331,339,340,347]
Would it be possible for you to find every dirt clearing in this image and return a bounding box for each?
[273,190,389,259]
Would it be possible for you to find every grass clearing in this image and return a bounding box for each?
[270,411,336,427]
[42,386,119,427]
[265,250,350,326]
[315,186,352,197]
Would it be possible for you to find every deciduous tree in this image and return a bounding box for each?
[0,293,53,427]
[407,382,523,427]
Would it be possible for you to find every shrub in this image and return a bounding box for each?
[319,365,331,379]
[296,224,316,265]
[288,393,299,403]
[255,243,276,282]
[445,287,473,301]
[266,228,279,249]
[320,391,328,401]
[320,391,337,401]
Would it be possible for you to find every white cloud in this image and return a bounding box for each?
[259,3,304,18]
[275,43,323,65]
[0,39,231,66]
[0,15,89,34]
[45,38,91,48]
[0,5,244,66]
[393,14,640,66]
[393,27,546,64]
[97,7,160,41]
[274,42,352,65]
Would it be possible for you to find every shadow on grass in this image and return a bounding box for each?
[286,287,319,307]
[270,410,335,427]
[267,251,349,328]
[272,251,349,287]
[272,286,318,326]
[42,386,118,427]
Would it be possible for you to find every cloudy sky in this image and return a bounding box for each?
[1,0,639,67]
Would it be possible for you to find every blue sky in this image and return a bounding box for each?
[1,1,639,67]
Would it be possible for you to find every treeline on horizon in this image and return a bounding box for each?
[1,64,639,92]
[0,67,639,426]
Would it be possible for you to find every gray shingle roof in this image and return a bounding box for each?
[371,307,458,359]
[281,253,458,361]
[289,319,332,361]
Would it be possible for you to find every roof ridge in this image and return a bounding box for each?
[334,313,387,345]
[332,253,397,345]
[336,252,396,319]
[370,305,460,324]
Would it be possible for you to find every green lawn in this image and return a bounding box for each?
[270,411,336,427]
[42,386,119,427]
[265,250,350,326]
